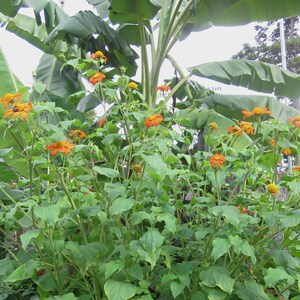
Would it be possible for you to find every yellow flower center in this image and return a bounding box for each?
[55,142,64,148]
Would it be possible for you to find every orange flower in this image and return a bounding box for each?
[242,107,272,119]
[89,72,106,85]
[228,126,243,136]
[237,122,254,134]
[267,183,279,194]
[4,101,33,120]
[236,206,248,214]
[0,92,22,108]
[288,116,300,128]
[292,165,300,172]
[144,114,163,127]
[97,117,106,127]
[156,84,171,92]
[45,140,75,156]
[69,130,86,142]
[128,82,138,89]
[90,50,107,62]
[270,139,277,147]
[209,153,226,168]
[209,122,219,130]
[283,148,291,156]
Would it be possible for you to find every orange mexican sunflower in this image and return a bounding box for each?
[209,122,219,130]
[228,126,243,136]
[283,148,291,156]
[156,84,171,92]
[97,117,106,127]
[292,165,300,172]
[68,130,86,142]
[144,114,163,127]
[4,101,33,120]
[287,116,300,128]
[267,183,279,194]
[0,92,22,108]
[209,153,226,168]
[242,107,272,119]
[128,82,138,89]
[237,122,254,134]
[236,206,248,214]
[90,50,107,62]
[45,140,75,156]
[89,72,106,85]
[270,139,277,147]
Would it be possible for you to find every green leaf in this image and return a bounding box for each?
[170,281,185,299]
[211,238,231,261]
[105,260,124,279]
[35,204,61,227]
[280,214,300,228]
[46,11,137,76]
[20,229,41,250]
[4,259,38,283]
[199,266,235,294]
[235,280,269,300]
[93,166,120,178]
[36,53,84,99]
[0,46,22,94]
[109,197,134,215]
[104,280,137,300]
[156,213,177,234]
[200,94,300,122]
[189,60,300,100]
[241,241,256,264]
[77,93,101,112]
[264,267,295,287]
[130,211,155,225]
[211,206,240,228]
[45,293,77,300]
[104,183,126,201]
[140,229,164,253]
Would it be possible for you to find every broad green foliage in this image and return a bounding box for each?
[1,0,300,299]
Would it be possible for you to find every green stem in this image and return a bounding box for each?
[135,0,151,106]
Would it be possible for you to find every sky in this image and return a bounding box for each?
[0,0,259,94]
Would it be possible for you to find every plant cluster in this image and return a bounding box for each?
[0,53,299,299]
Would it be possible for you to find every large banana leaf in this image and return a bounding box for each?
[0,0,68,53]
[46,11,138,76]
[87,0,110,19]
[177,108,252,149]
[199,94,300,122]
[35,54,84,99]
[188,60,300,100]
[0,46,23,95]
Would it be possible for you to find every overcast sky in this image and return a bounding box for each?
[0,0,259,94]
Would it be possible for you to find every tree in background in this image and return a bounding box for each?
[232,17,300,73]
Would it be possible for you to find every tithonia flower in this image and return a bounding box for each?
[90,50,107,62]
[209,122,219,130]
[69,130,86,142]
[0,92,22,109]
[236,206,248,214]
[287,116,300,128]
[270,139,277,147]
[237,122,254,134]
[228,126,243,136]
[242,107,272,119]
[292,165,300,172]
[156,84,171,92]
[128,82,138,89]
[144,114,163,127]
[283,148,291,156]
[133,164,142,173]
[267,183,279,194]
[45,140,75,156]
[4,101,33,120]
[89,72,106,85]
[97,117,106,127]
[209,153,226,168]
